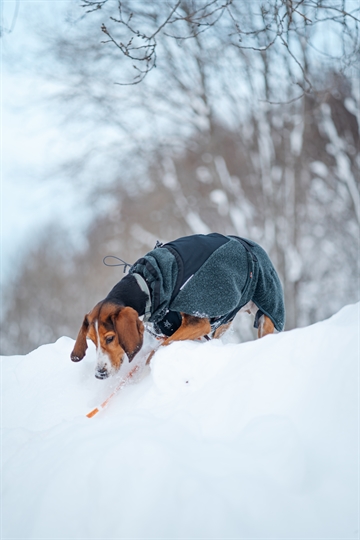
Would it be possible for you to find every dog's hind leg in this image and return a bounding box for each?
[212,321,232,339]
[257,314,275,338]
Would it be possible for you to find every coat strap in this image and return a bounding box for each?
[132,273,152,322]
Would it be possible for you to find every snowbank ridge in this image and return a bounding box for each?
[2,303,359,538]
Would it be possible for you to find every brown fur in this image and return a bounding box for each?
[71,303,144,373]
[257,314,275,338]
[213,321,233,339]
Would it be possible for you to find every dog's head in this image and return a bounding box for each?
[70,302,144,379]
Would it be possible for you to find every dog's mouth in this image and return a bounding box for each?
[95,367,109,380]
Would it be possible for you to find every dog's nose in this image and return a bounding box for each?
[95,367,109,379]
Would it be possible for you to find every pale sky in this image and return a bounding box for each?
[1,1,89,284]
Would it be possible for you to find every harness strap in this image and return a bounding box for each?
[132,273,152,322]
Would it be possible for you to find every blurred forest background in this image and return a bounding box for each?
[1,0,359,355]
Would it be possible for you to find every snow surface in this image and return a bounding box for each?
[1,304,359,539]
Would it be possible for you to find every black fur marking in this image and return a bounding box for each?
[103,317,115,331]
[106,274,148,316]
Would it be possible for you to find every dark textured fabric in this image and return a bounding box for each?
[129,247,179,324]
[129,233,285,333]
[169,237,249,318]
[164,232,230,300]
[248,241,286,331]
[154,310,182,336]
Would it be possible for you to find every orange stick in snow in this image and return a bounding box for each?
[86,364,140,418]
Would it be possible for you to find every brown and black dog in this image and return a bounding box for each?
[71,233,284,379]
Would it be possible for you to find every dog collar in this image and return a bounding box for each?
[132,273,152,322]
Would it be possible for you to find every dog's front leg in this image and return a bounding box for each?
[146,314,211,364]
[163,313,211,344]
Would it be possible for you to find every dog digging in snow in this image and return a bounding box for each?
[71,233,285,379]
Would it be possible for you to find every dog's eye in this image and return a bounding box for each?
[105,336,115,345]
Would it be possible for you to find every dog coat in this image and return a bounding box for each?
[129,233,285,336]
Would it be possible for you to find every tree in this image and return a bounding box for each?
[83,0,359,94]
[1,1,359,354]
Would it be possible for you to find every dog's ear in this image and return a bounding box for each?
[114,307,144,362]
[71,316,89,362]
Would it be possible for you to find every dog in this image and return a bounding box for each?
[71,233,285,379]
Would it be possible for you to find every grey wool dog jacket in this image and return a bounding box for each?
[128,233,285,335]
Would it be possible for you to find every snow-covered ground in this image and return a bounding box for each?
[1,304,359,539]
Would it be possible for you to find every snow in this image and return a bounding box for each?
[310,160,329,178]
[160,157,211,236]
[209,189,229,216]
[1,303,359,539]
[286,244,303,283]
[130,224,161,250]
[290,114,304,157]
[320,103,360,223]
[196,166,213,184]
[185,211,211,235]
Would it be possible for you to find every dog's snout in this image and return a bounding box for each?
[95,367,109,380]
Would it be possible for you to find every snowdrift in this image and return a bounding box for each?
[2,304,359,539]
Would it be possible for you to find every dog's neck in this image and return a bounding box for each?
[105,274,148,316]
